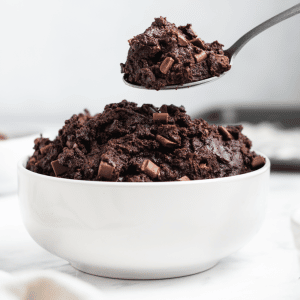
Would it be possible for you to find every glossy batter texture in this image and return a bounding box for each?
[26,100,265,182]
[121,17,231,90]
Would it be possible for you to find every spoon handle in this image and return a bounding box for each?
[226,3,300,59]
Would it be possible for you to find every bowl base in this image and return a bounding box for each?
[70,260,219,280]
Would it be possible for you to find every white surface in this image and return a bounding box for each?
[291,208,300,271]
[0,0,300,120]
[0,270,104,300]
[0,173,300,299]
[17,155,270,279]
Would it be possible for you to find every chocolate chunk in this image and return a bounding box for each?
[121,17,231,90]
[177,33,188,46]
[160,57,174,74]
[141,159,160,179]
[40,144,52,155]
[177,176,190,181]
[156,135,177,148]
[218,126,233,140]
[251,156,265,169]
[51,160,69,176]
[153,113,169,124]
[160,105,168,113]
[194,51,207,63]
[190,38,206,49]
[98,161,115,180]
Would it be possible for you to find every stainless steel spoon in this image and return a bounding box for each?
[123,3,300,90]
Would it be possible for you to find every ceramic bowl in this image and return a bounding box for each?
[18,154,270,279]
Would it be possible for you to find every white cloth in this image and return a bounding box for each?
[0,270,104,300]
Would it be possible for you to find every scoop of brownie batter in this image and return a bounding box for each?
[121,17,231,90]
[26,101,265,182]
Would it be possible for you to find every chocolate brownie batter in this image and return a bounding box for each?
[26,100,265,182]
[121,17,231,90]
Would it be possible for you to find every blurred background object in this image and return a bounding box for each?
[199,104,300,172]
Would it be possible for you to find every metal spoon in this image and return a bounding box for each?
[123,3,300,90]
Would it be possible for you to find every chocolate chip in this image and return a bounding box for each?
[177,33,188,46]
[98,161,115,180]
[51,160,69,176]
[190,38,206,49]
[141,159,160,179]
[153,113,169,124]
[194,50,207,63]
[218,126,233,140]
[251,156,265,169]
[177,176,190,181]
[40,144,52,155]
[160,105,168,113]
[160,57,174,74]
[156,135,177,148]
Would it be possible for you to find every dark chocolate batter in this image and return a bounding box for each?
[26,101,265,182]
[121,17,231,90]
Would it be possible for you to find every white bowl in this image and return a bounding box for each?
[18,154,270,279]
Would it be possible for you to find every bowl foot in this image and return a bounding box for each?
[70,260,219,280]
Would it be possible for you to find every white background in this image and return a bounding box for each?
[0,0,300,122]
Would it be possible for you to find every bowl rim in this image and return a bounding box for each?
[18,152,270,187]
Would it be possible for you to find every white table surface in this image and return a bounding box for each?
[0,173,300,300]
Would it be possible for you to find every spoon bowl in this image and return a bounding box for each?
[123,72,228,90]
